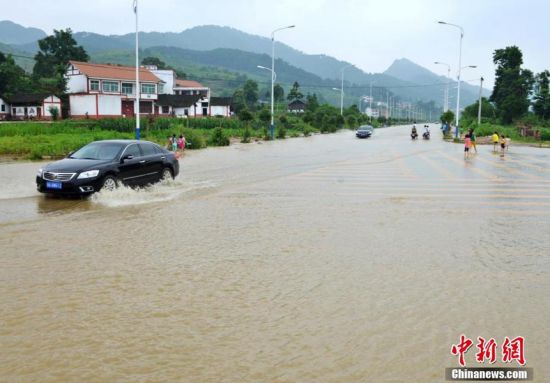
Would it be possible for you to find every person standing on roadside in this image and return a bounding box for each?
[505,136,511,151]
[469,129,478,154]
[464,133,472,159]
[492,132,500,152]
[171,134,178,152]
[500,135,507,153]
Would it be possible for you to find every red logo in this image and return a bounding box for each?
[451,335,526,366]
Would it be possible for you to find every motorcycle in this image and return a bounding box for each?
[422,130,430,140]
[411,132,418,140]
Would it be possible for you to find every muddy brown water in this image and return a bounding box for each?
[1,126,549,382]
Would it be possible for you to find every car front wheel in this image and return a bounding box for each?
[161,167,174,181]
[101,175,118,191]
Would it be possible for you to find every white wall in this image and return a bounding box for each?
[210,105,230,117]
[43,96,61,117]
[0,98,8,115]
[98,94,122,116]
[70,94,122,117]
[66,74,88,93]
[70,95,97,117]
[151,69,175,94]
[173,107,194,117]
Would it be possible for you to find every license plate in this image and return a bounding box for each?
[46,181,62,190]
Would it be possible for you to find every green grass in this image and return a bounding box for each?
[0,118,319,160]
[462,122,550,144]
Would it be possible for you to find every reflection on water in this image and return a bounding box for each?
[0,126,549,382]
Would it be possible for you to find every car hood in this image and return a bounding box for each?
[44,158,113,173]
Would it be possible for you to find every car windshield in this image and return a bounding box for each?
[69,142,125,160]
[359,126,373,130]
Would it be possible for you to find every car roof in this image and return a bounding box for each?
[91,139,156,145]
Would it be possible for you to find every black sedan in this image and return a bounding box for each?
[36,140,179,196]
[356,125,374,138]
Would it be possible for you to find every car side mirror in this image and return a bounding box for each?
[121,154,134,162]
[66,151,74,158]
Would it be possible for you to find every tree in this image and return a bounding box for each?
[287,81,304,101]
[274,84,285,102]
[0,53,32,98]
[533,70,550,120]
[142,56,186,79]
[441,110,455,125]
[490,46,534,124]
[258,107,271,124]
[306,93,319,112]
[231,89,246,114]
[242,80,259,109]
[142,56,167,68]
[33,29,89,95]
[462,97,496,123]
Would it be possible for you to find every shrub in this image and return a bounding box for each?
[241,126,252,143]
[181,128,206,149]
[48,106,59,121]
[540,128,550,141]
[263,127,271,141]
[276,125,286,139]
[208,127,230,146]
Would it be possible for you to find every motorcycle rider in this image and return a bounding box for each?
[411,122,418,139]
[422,125,430,138]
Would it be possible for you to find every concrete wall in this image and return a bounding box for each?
[0,98,8,119]
[210,105,230,117]
[69,94,122,118]
[66,74,88,93]
[151,69,175,95]
[43,96,62,117]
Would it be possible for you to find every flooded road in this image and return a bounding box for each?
[1,125,549,382]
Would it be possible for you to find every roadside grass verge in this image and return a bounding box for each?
[0,118,318,159]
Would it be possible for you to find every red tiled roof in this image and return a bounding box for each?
[175,79,205,88]
[69,61,161,83]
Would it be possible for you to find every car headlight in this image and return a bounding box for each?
[37,168,43,177]
[77,170,100,179]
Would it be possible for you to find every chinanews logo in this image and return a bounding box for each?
[445,335,533,381]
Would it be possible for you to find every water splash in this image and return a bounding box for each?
[90,178,216,207]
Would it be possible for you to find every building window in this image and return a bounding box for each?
[162,106,170,114]
[90,80,100,91]
[158,83,164,94]
[184,109,189,116]
[122,83,133,95]
[1,104,5,112]
[102,81,120,93]
[141,83,155,94]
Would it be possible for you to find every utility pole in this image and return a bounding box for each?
[134,0,140,140]
[477,76,484,125]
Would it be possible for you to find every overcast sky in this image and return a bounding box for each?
[2,0,549,89]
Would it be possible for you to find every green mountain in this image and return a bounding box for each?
[385,58,489,105]
[0,21,488,110]
[0,20,46,45]
[0,41,34,72]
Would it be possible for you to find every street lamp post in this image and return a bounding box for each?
[434,61,451,112]
[270,25,295,139]
[339,65,351,116]
[438,21,464,138]
[369,81,375,121]
[477,76,484,125]
[133,0,140,140]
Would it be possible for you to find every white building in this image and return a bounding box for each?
[0,97,8,120]
[65,61,163,118]
[209,97,232,117]
[6,93,61,120]
[174,79,210,98]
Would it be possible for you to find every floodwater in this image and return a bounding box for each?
[1,125,549,382]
